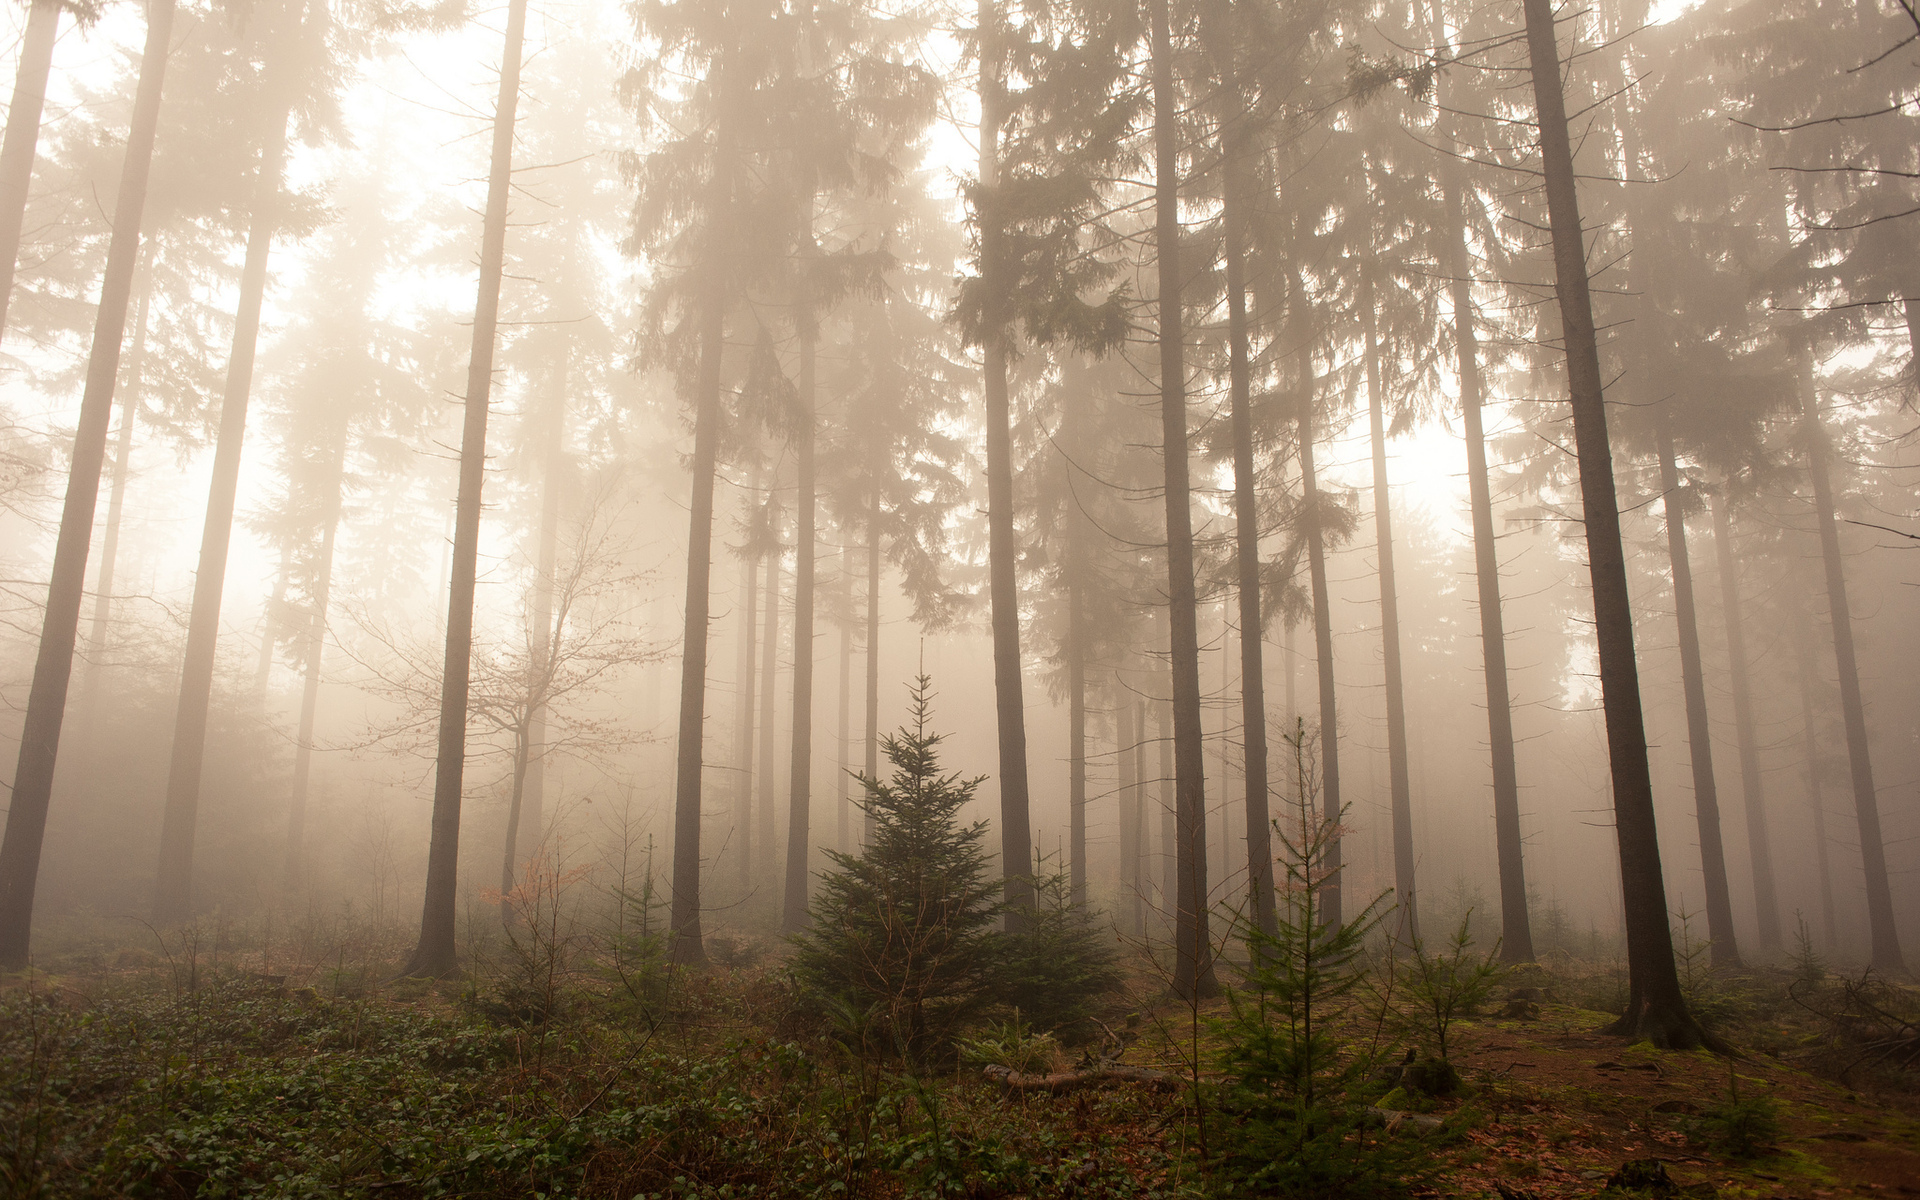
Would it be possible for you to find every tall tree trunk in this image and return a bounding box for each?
[151,5,301,925]
[758,541,781,890]
[1150,0,1214,999]
[0,0,176,970]
[0,0,62,340]
[1159,692,1175,925]
[1132,702,1147,937]
[1068,553,1087,908]
[1522,0,1708,1045]
[1708,490,1780,949]
[77,259,154,739]
[1792,593,1839,949]
[735,531,758,892]
[397,0,528,977]
[782,324,818,933]
[1654,420,1740,967]
[1297,399,1342,929]
[1361,266,1417,945]
[1117,697,1137,931]
[836,562,851,853]
[519,363,565,869]
[976,0,1035,924]
[1220,157,1274,937]
[284,410,348,888]
[1797,350,1905,974]
[1439,155,1533,965]
[864,485,879,839]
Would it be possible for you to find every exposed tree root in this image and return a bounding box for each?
[982,1063,1176,1093]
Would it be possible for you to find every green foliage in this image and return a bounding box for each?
[997,863,1124,1041]
[956,1010,1064,1075]
[1398,911,1506,1063]
[1686,1062,1783,1159]
[790,676,1002,1062]
[1209,724,1427,1199]
[1790,911,1826,992]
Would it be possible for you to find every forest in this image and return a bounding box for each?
[0,0,1918,1193]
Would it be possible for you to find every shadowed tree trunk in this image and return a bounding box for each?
[1797,349,1905,975]
[397,0,529,978]
[1654,420,1739,968]
[1117,698,1136,931]
[0,0,178,971]
[284,409,349,889]
[152,1,303,926]
[1522,0,1710,1046]
[734,517,759,891]
[837,566,851,853]
[1708,490,1780,949]
[1791,588,1839,950]
[1297,398,1342,930]
[1068,581,1086,907]
[1361,265,1416,945]
[781,305,818,934]
[1159,685,1175,925]
[864,480,880,840]
[0,0,63,339]
[976,0,1035,925]
[1132,702,1147,937]
[758,541,781,892]
[1220,151,1274,937]
[1150,0,1214,1000]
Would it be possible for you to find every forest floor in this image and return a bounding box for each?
[2,941,1917,1198]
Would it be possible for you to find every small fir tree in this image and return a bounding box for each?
[791,676,1002,1061]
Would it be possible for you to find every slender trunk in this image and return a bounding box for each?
[1150,0,1214,998]
[1117,696,1137,931]
[0,0,176,969]
[758,542,781,891]
[1798,351,1904,974]
[781,310,818,932]
[1068,558,1087,908]
[1708,490,1779,948]
[1522,0,1705,1044]
[977,0,1035,923]
[500,725,531,927]
[78,261,154,736]
[1132,702,1147,937]
[1655,420,1740,967]
[1361,266,1417,945]
[397,0,528,977]
[0,0,62,340]
[1221,158,1274,937]
[1792,595,1838,949]
[255,564,285,694]
[1159,691,1175,924]
[836,561,850,853]
[284,411,348,888]
[1298,400,1342,929]
[1441,164,1532,964]
[735,538,758,892]
[864,490,880,840]
[519,365,564,871]
[151,9,301,925]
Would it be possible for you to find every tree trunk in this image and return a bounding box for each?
[1298,400,1342,930]
[864,488,879,839]
[284,410,348,889]
[519,362,565,870]
[1361,267,1417,945]
[1132,702,1147,937]
[1797,350,1905,974]
[1522,0,1709,1046]
[1068,554,1087,908]
[1708,490,1779,949]
[781,324,817,933]
[151,6,301,926]
[758,540,781,892]
[397,0,528,978]
[1792,592,1839,950]
[735,530,758,891]
[0,0,62,341]
[1150,0,1214,999]
[1221,158,1274,937]
[1117,696,1136,931]
[1441,162,1533,963]
[976,0,1035,925]
[0,0,176,970]
[1159,691,1175,924]
[1654,420,1740,968]
[836,560,851,853]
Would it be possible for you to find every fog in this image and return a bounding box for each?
[0,0,1915,986]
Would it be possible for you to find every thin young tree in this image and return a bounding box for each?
[1707,489,1780,949]
[0,0,70,340]
[396,0,529,977]
[0,0,179,971]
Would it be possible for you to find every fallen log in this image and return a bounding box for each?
[982,1063,1177,1093]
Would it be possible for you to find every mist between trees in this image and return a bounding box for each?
[0,0,1916,1041]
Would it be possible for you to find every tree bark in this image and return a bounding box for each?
[0,0,176,970]
[1132,701,1147,938]
[782,322,818,933]
[864,483,880,840]
[1150,0,1214,999]
[1791,590,1838,950]
[397,0,528,977]
[758,540,781,892]
[976,0,1035,925]
[1440,148,1532,964]
[1708,490,1779,949]
[836,555,851,853]
[1654,420,1740,968]
[284,409,348,889]
[735,528,758,891]
[151,4,302,926]
[1117,695,1136,931]
[1522,0,1708,1046]
[1797,351,1905,974]
[1221,156,1274,937]
[1297,400,1342,930]
[1068,545,1087,908]
[1361,265,1417,945]
[0,0,62,341]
